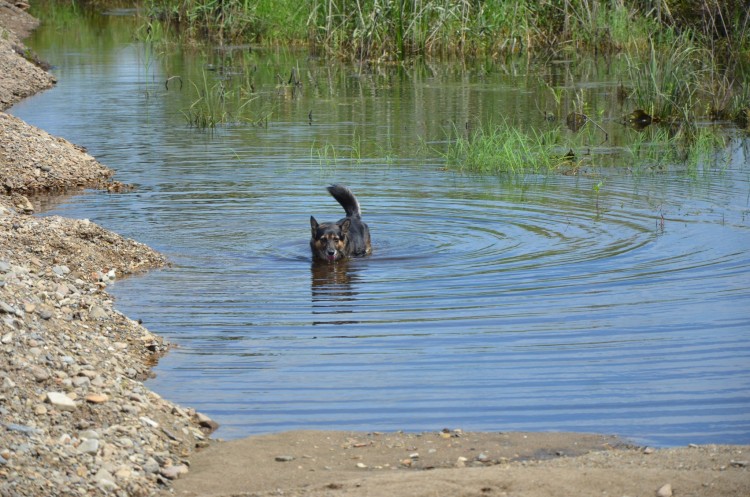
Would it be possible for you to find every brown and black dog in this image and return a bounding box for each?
[310,185,371,263]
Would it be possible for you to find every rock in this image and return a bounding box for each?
[0,301,18,315]
[46,392,77,411]
[275,455,295,462]
[14,195,34,214]
[94,468,118,491]
[88,305,107,320]
[143,457,160,474]
[52,265,70,276]
[79,430,100,439]
[85,393,109,404]
[4,423,40,434]
[29,365,50,382]
[37,306,53,320]
[139,416,159,428]
[78,438,99,455]
[195,411,220,432]
[160,464,189,480]
[656,483,673,497]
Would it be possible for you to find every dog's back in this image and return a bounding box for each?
[310,185,371,262]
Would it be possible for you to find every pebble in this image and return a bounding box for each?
[89,305,108,320]
[656,483,673,497]
[78,438,100,455]
[160,464,189,480]
[275,455,295,462]
[46,391,77,411]
[85,393,109,403]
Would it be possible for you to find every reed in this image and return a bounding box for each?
[443,122,563,175]
[623,33,702,122]
[182,70,259,129]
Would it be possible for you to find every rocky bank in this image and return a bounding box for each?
[0,3,217,496]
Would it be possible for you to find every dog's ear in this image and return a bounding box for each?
[310,216,319,234]
[340,218,351,234]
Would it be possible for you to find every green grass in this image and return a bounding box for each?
[443,122,564,175]
[182,70,262,129]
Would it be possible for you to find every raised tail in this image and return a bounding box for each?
[327,184,362,218]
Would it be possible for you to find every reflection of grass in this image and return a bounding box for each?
[625,126,729,176]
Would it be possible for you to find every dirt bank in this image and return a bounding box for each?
[0,2,748,497]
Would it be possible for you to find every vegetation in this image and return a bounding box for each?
[138,1,749,60]
[54,0,749,174]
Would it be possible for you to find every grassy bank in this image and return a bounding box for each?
[136,1,749,124]
[138,1,749,60]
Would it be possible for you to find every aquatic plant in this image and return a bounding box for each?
[623,33,702,124]
[443,121,564,175]
[182,70,260,129]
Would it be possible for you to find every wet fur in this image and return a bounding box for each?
[310,185,371,263]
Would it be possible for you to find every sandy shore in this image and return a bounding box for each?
[0,2,747,496]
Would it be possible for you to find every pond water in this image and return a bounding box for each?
[11,8,750,447]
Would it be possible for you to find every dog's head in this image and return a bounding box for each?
[310,216,351,263]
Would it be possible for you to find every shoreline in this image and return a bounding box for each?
[1,3,218,496]
[1,2,747,497]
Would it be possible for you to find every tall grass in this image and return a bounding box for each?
[623,33,702,122]
[182,69,261,129]
[443,122,563,175]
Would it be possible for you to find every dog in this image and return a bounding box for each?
[310,185,371,263]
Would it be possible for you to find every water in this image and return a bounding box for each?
[11,9,750,447]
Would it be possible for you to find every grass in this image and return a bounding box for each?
[137,1,748,59]
[182,70,263,129]
[442,115,731,177]
[442,122,564,175]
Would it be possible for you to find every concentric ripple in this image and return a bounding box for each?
[97,170,748,448]
[10,21,750,446]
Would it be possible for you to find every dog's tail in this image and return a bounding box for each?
[327,184,362,218]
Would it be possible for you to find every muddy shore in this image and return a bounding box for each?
[1,2,748,497]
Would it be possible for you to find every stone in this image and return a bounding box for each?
[4,423,40,434]
[78,438,99,455]
[160,464,189,480]
[94,468,118,491]
[88,305,107,320]
[656,483,673,497]
[275,455,295,462]
[85,393,109,404]
[0,301,17,315]
[139,416,159,428]
[37,306,54,320]
[143,457,160,475]
[46,392,77,411]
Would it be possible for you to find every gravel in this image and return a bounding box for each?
[0,2,218,496]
